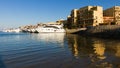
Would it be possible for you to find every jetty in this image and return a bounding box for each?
[65,28,87,34]
[79,25,120,39]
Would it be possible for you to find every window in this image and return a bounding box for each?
[96,21,97,23]
[96,16,97,19]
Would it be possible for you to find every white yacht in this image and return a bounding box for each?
[29,28,38,33]
[13,28,21,33]
[36,24,65,33]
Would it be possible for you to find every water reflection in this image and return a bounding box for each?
[67,34,94,58]
[1,32,120,68]
[115,45,120,57]
[37,33,64,41]
[0,55,6,68]
[0,33,66,68]
[31,33,65,46]
[93,40,106,60]
[66,34,120,67]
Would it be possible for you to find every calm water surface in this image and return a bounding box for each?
[0,32,120,68]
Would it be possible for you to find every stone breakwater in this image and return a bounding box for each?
[66,28,87,34]
[79,25,120,39]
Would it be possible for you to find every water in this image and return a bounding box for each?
[0,32,120,68]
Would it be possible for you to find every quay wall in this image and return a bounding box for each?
[79,25,120,39]
[66,28,87,34]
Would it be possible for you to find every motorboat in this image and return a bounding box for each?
[36,24,65,33]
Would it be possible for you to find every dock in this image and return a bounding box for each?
[65,28,87,34]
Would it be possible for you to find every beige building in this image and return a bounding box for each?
[56,19,67,25]
[66,15,72,28]
[67,6,103,28]
[71,9,78,25]
[104,6,120,25]
[66,9,79,28]
[103,16,114,25]
[46,22,58,25]
[67,15,72,24]
[78,6,103,27]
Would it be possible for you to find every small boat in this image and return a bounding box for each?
[3,28,21,33]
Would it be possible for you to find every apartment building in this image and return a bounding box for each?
[104,6,120,25]
[67,6,103,28]
[78,6,103,27]
[66,15,72,28]
[66,9,78,28]
[71,9,78,25]
[103,16,114,25]
[56,19,67,25]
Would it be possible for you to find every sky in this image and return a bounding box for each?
[0,0,119,29]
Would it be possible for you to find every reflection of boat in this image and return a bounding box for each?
[36,24,65,33]
[36,33,65,43]
[66,28,87,34]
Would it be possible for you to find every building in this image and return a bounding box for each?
[104,6,120,25]
[71,9,78,25]
[66,6,103,28]
[66,9,79,28]
[56,19,67,25]
[78,6,103,27]
[67,15,72,24]
[103,16,114,25]
[46,22,58,25]
[66,9,79,29]
[66,15,72,28]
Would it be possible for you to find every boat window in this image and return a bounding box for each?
[44,26,59,29]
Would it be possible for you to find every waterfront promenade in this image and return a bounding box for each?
[79,25,120,39]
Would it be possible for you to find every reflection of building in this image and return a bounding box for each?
[66,35,79,58]
[67,35,120,67]
[67,34,94,58]
[73,38,78,57]
[115,44,120,57]
[93,41,106,60]
[103,6,120,25]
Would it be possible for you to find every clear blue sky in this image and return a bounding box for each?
[0,0,119,29]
